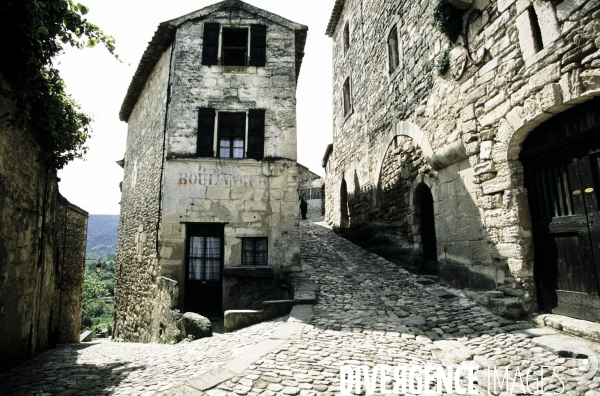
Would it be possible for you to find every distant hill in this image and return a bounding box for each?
[86,215,119,259]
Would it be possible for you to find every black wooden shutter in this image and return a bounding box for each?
[197,108,216,157]
[247,109,265,160]
[202,23,220,66]
[249,25,267,67]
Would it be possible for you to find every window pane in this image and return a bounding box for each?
[233,138,244,158]
[189,237,205,258]
[220,139,231,158]
[205,237,221,258]
[205,259,220,280]
[189,258,204,280]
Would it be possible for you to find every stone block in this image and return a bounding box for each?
[498,0,517,12]
[206,187,230,200]
[537,83,566,114]
[480,100,511,127]
[482,175,513,195]
[479,140,494,160]
[556,0,587,22]
[473,161,496,176]
[533,0,561,47]
[529,63,561,93]
[181,312,213,339]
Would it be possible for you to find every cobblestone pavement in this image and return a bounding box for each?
[1,218,599,395]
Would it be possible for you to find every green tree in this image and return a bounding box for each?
[0,0,118,169]
[82,274,110,321]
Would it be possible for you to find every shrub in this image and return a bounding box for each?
[432,2,465,42]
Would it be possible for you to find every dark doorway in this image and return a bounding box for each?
[521,97,600,321]
[419,185,438,273]
[184,223,224,318]
[340,179,349,228]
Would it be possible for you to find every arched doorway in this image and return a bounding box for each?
[340,179,349,228]
[521,97,600,321]
[418,185,438,273]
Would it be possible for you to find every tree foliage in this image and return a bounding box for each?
[0,0,117,169]
[82,273,110,319]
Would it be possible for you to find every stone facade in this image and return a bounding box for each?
[0,76,88,373]
[324,0,600,316]
[115,0,307,342]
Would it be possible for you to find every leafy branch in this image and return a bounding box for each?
[0,0,118,169]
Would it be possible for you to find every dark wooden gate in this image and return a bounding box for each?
[521,98,600,321]
[184,223,224,318]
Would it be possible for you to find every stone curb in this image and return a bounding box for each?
[532,314,600,343]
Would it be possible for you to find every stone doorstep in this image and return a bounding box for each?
[532,314,600,344]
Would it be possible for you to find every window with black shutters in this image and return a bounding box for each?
[247,109,265,160]
[242,238,268,266]
[197,108,216,157]
[202,23,267,67]
[218,113,246,158]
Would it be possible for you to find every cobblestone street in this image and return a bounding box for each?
[1,218,600,395]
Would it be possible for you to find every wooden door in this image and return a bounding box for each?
[522,99,600,321]
[184,224,224,318]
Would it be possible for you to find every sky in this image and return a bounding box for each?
[56,0,335,215]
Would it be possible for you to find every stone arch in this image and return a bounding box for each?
[374,120,466,207]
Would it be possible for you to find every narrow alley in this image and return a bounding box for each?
[1,218,598,395]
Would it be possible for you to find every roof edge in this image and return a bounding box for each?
[326,0,346,37]
[119,0,308,123]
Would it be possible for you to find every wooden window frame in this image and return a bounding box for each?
[202,23,267,67]
[242,237,268,266]
[218,112,246,159]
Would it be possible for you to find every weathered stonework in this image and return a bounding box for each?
[0,76,88,372]
[115,0,307,342]
[325,0,600,316]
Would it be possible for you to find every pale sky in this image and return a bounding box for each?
[56,0,334,215]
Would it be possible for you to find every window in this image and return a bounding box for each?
[242,238,268,266]
[196,108,266,160]
[188,236,221,281]
[202,23,267,67]
[218,113,246,158]
[343,22,350,54]
[388,27,400,73]
[343,78,352,116]
[527,7,544,53]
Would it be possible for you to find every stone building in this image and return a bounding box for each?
[324,0,600,321]
[115,0,307,342]
[0,76,88,373]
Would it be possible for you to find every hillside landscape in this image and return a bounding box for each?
[86,215,119,259]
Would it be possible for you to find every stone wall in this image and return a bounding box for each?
[54,198,88,343]
[325,0,600,313]
[114,45,172,343]
[0,76,87,372]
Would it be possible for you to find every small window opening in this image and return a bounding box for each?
[218,113,246,158]
[222,28,248,66]
[343,78,352,116]
[242,238,268,266]
[388,27,400,73]
[528,7,544,53]
[343,22,350,54]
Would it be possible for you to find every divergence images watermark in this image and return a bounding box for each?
[340,348,597,395]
